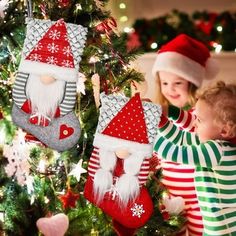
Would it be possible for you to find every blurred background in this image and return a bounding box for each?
[108,0,236,100]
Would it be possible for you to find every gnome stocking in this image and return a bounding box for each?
[12,18,87,151]
[84,93,161,230]
[112,219,137,236]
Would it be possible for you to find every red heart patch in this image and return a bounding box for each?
[59,124,74,139]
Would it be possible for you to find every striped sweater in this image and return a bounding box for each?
[160,106,200,207]
[154,118,236,236]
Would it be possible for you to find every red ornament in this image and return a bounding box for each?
[0,110,3,120]
[95,17,119,42]
[96,17,117,33]
[126,32,142,51]
[162,211,170,221]
[59,189,80,209]
[149,155,160,172]
[58,0,70,8]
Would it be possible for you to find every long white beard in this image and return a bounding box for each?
[26,74,65,119]
[93,147,145,207]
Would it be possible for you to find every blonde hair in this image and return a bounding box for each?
[197,81,236,136]
[154,73,198,107]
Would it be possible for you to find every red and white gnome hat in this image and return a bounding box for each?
[93,93,152,206]
[93,93,152,155]
[19,19,77,82]
[152,34,219,87]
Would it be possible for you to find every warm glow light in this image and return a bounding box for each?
[151,42,158,49]
[123,27,132,33]
[120,16,128,22]
[217,26,223,32]
[215,44,222,53]
[119,3,126,9]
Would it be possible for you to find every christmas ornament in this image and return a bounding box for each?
[0,109,3,120]
[91,73,100,108]
[126,31,142,51]
[68,159,87,182]
[77,72,86,95]
[59,188,80,209]
[163,196,185,215]
[36,213,69,236]
[3,129,32,186]
[84,93,161,229]
[58,0,70,8]
[96,17,120,42]
[12,18,87,151]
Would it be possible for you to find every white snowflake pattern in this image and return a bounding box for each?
[34,42,43,51]
[47,42,59,53]
[49,29,61,40]
[63,46,72,57]
[64,34,69,41]
[46,56,58,65]
[130,203,145,218]
[61,60,74,68]
[29,53,42,61]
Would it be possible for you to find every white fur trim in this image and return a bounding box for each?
[93,133,152,156]
[19,59,77,82]
[152,52,205,87]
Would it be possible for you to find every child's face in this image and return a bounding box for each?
[159,71,189,108]
[194,99,222,142]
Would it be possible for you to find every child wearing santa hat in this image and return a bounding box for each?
[152,34,219,236]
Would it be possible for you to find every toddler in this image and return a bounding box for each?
[154,81,236,236]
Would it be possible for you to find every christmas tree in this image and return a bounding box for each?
[0,1,185,235]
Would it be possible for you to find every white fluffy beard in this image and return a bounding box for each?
[93,147,146,207]
[26,74,65,119]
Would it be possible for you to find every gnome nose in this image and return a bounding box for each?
[115,149,130,159]
[40,75,56,84]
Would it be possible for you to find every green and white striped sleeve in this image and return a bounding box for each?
[159,118,199,145]
[154,135,222,168]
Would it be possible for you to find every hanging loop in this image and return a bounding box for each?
[26,0,33,18]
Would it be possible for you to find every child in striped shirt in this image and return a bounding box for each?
[152,34,219,235]
[154,81,236,236]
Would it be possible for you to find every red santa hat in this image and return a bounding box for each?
[93,93,152,156]
[152,34,219,87]
[19,19,77,82]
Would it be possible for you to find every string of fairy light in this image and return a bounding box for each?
[115,1,234,53]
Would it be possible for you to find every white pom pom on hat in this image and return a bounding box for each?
[152,34,220,88]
